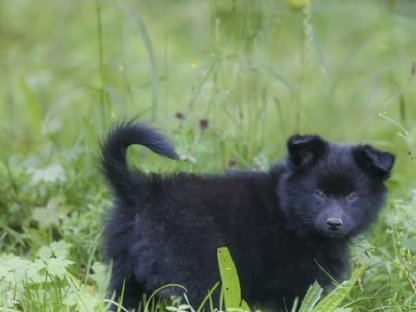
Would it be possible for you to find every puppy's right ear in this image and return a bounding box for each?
[287,135,328,170]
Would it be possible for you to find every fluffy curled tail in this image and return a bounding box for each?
[101,122,179,199]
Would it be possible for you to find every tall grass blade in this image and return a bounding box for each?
[130,8,159,122]
[95,0,108,129]
[196,282,220,312]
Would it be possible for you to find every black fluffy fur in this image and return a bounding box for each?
[101,122,395,311]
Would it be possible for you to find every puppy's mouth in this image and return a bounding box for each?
[321,226,352,238]
[316,225,349,238]
[325,231,346,238]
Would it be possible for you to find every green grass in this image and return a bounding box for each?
[1,0,416,311]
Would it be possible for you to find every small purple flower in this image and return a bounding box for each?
[175,112,185,120]
[199,119,209,131]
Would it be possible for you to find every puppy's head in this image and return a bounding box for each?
[279,135,395,239]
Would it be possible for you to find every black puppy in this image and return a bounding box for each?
[101,122,394,311]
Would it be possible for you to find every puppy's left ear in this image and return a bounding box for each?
[353,145,395,180]
[287,135,328,170]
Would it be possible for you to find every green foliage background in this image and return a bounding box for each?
[0,0,415,311]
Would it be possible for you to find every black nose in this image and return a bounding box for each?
[326,218,343,231]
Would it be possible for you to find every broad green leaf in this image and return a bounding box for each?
[89,261,108,287]
[32,197,65,229]
[240,299,251,312]
[298,281,323,312]
[217,247,250,312]
[37,240,72,260]
[313,265,368,312]
[29,163,66,184]
[41,258,73,279]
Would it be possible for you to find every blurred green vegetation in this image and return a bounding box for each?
[0,0,416,311]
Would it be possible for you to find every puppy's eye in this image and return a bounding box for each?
[347,192,358,201]
[314,190,326,199]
